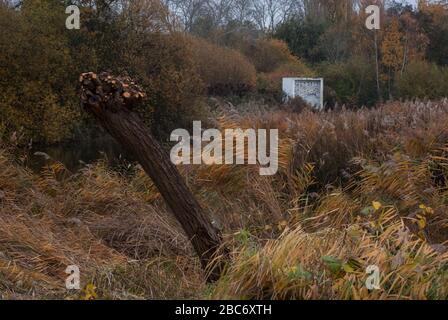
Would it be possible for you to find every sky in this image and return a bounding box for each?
[393,0,418,7]
[405,0,418,6]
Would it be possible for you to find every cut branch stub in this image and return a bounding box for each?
[80,72,147,114]
[79,72,225,282]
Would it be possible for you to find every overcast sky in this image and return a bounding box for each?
[402,0,418,6]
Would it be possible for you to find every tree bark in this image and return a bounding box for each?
[374,30,383,103]
[79,72,224,282]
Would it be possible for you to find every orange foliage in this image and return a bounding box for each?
[241,38,296,73]
[257,61,314,99]
[189,37,257,96]
[381,19,404,71]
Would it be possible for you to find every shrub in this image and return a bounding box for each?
[189,36,257,96]
[241,38,296,73]
[395,61,448,100]
[0,85,78,144]
[318,56,379,107]
[274,17,328,64]
[257,60,314,101]
[240,38,314,100]
[0,2,210,144]
[0,1,80,144]
[126,32,208,140]
[284,96,313,113]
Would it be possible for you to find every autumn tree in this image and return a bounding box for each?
[381,18,404,98]
[418,1,448,66]
[0,0,80,143]
[398,11,429,74]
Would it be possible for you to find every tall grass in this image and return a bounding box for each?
[0,99,447,299]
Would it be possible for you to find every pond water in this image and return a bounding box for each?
[26,135,132,173]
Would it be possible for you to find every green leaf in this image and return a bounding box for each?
[287,264,313,281]
[347,258,364,271]
[322,256,343,275]
[361,206,375,216]
[343,263,355,273]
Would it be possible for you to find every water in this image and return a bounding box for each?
[26,135,132,173]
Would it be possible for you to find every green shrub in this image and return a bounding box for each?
[318,57,379,107]
[395,61,448,100]
[0,1,80,144]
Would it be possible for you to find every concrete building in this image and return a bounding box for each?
[282,78,324,110]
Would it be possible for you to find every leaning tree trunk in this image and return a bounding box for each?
[79,72,224,281]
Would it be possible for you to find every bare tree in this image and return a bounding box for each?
[252,0,300,33]
[205,0,235,27]
[232,0,254,23]
[164,0,306,35]
[167,0,208,31]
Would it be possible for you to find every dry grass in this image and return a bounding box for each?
[0,99,448,299]
[209,99,448,300]
[0,152,201,299]
[213,215,448,300]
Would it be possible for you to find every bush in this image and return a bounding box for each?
[0,1,80,144]
[0,2,209,143]
[126,32,208,140]
[318,57,379,107]
[283,96,312,113]
[274,17,328,64]
[241,38,296,73]
[395,61,448,100]
[189,36,257,96]
[0,85,78,144]
[257,60,314,101]
[239,38,314,100]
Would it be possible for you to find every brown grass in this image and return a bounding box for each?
[0,99,448,299]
